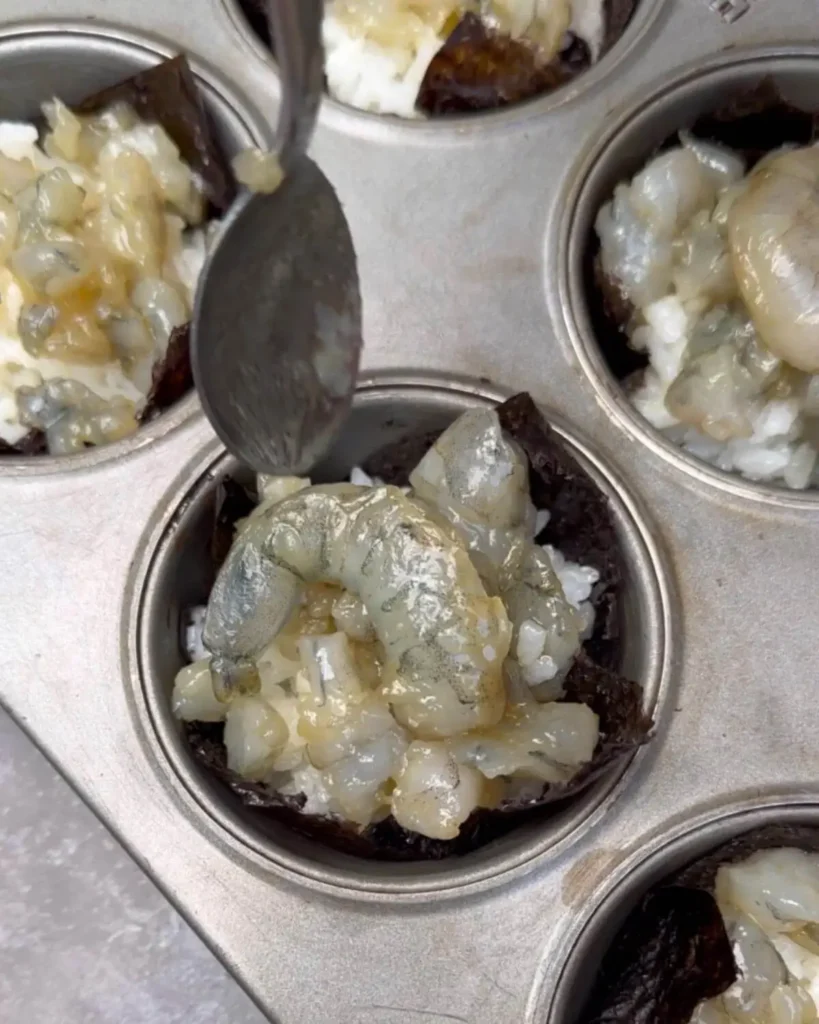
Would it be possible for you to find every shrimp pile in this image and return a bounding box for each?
[172,408,601,841]
[0,100,214,453]
[690,848,819,1024]
[596,135,819,489]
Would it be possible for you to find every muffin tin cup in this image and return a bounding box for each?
[223,0,672,135]
[538,795,819,1024]
[128,373,674,899]
[0,22,267,476]
[555,46,819,509]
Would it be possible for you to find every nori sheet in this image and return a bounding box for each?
[0,431,47,456]
[689,78,819,169]
[210,476,257,572]
[182,392,653,861]
[0,55,236,456]
[417,13,569,116]
[577,823,819,1024]
[73,54,236,215]
[236,0,638,116]
[141,326,194,424]
[590,78,819,383]
[579,888,736,1024]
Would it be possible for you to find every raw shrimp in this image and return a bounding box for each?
[409,408,582,685]
[172,658,225,722]
[391,740,486,840]
[297,633,397,768]
[596,135,745,309]
[297,633,407,824]
[203,483,512,738]
[409,407,533,590]
[487,0,571,60]
[691,847,819,1024]
[715,909,789,1023]
[240,474,310,530]
[715,847,819,934]
[502,546,584,687]
[173,659,296,779]
[729,147,819,373]
[450,689,598,783]
[409,409,533,538]
[223,695,288,780]
[596,131,819,490]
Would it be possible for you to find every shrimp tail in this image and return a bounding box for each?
[203,512,307,700]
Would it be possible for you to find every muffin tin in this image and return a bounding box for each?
[1,3,817,1023]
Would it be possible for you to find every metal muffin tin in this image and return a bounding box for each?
[1,2,818,1023]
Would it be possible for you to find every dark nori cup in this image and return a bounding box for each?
[576,823,819,1024]
[182,391,654,862]
[588,80,819,386]
[0,55,237,455]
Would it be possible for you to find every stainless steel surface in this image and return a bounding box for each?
[193,0,363,477]
[0,3,817,1024]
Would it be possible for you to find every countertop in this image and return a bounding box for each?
[0,709,269,1024]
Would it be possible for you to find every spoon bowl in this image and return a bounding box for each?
[191,0,362,475]
[192,155,361,474]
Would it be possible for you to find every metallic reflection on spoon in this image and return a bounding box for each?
[193,159,361,475]
[192,0,362,475]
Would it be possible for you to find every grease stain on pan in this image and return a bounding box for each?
[561,848,626,907]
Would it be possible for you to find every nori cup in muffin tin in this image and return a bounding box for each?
[235,0,639,117]
[0,55,237,456]
[181,391,653,861]
[588,80,819,385]
[576,823,819,1024]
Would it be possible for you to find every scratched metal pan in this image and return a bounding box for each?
[0,1,818,1023]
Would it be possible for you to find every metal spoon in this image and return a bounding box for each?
[191,0,362,476]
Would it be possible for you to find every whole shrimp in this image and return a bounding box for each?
[409,406,534,592]
[409,408,583,686]
[203,483,511,738]
[729,146,819,373]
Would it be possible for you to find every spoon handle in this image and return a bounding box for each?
[266,0,324,170]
